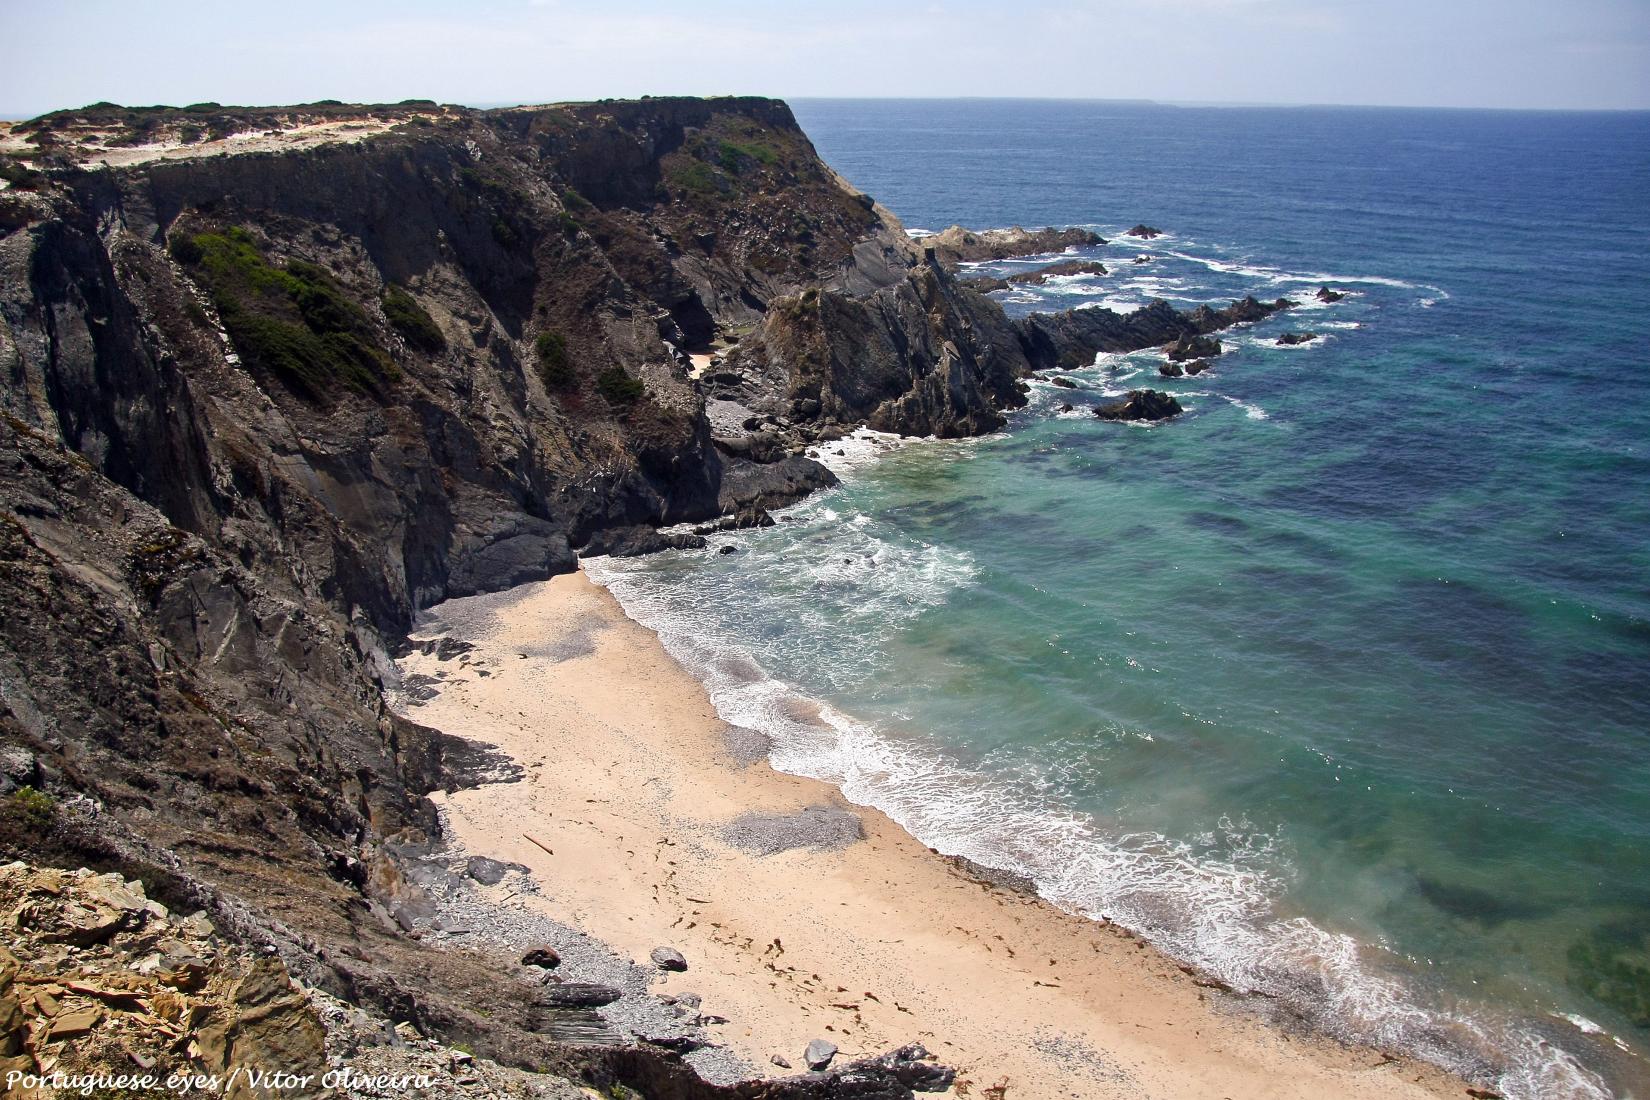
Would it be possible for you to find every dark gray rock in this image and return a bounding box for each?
[1165,333,1222,361]
[579,526,708,558]
[1158,363,1184,378]
[1093,390,1183,422]
[1126,224,1164,239]
[532,982,621,1008]
[1049,376,1078,389]
[693,507,776,535]
[1277,331,1318,345]
[718,455,839,514]
[464,856,526,886]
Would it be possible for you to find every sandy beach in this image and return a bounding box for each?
[399,569,1466,1099]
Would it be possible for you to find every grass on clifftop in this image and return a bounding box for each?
[170,227,398,401]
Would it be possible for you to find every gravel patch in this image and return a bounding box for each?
[721,805,865,856]
[411,816,754,1085]
[721,723,774,766]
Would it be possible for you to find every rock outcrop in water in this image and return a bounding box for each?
[917,224,1103,265]
[0,95,1305,1095]
[1093,389,1183,421]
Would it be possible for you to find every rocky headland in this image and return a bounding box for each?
[0,97,1389,1097]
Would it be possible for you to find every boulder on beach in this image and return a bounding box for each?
[1126,224,1164,239]
[1093,390,1184,422]
[805,1038,839,1070]
[650,946,688,971]
[521,947,561,970]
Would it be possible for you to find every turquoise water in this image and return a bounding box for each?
[592,101,1650,1097]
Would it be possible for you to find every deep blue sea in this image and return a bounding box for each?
[593,100,1650,1098]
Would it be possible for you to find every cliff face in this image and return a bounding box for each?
[2,98,894,640]
[0,96,1291,1093]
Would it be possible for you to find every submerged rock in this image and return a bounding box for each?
[1093,390,1183,422]
[1049,376,1079,389]
[1126,223,1164,239]
[1315,285,1346,302]
[1277,331,1318,345]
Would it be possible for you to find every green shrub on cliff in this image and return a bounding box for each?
[3,787,54,832]
[595,366,644,406]
[381,284,445,353]
[536,331,574,390]
[172,228,398,400]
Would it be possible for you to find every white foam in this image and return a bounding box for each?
[1222,395,1270,421]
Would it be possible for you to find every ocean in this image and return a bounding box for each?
[588,99,1650,1098]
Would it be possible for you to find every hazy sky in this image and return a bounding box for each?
[3,0,1648,116]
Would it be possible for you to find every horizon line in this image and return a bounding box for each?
[5,94,1650,122]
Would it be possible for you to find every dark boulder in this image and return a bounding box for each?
[1126,224,1164,239]
[465,856,526,886]
[521,947,561,970]
[1049,376,1078,389]
[1277,332,1318,345]
[579,526,708,558]
[718,455,839,514]
[1315,285,1346,303]
[1093,390,1183,422]
[1184,360,1211,376]
[1158,363,1184,378]
[532,983,621,1008]
[1131,253,1154,264]
[693,507,776,535]
[1165,334,1222,361]
[650,946,688,971]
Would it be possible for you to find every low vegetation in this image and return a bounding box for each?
[381,284,445,353]
[169,227,398,401]
[535,331,574,390]
[595,365,644,406]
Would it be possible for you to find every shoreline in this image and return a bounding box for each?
[396,569,1466,1098]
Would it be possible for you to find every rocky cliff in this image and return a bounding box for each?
[0,96,1291,1095]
